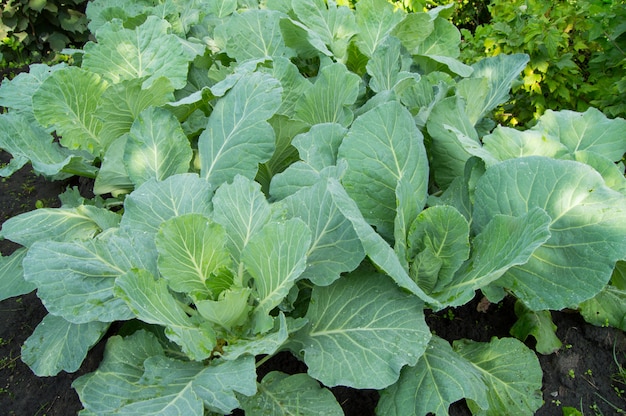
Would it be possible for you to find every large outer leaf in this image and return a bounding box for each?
[0,205,120,247]
[294,62,361,127]
[339,101,428,240]
[454,337,543,416]
[21,314,109,376]
[123,106,193,186]
[241,371,343,416]
[83,16,196,89]
[23,229,156,324]
[0,113,90,178]
[0,249,34,301]
[32,66,107,154]
[156,214,231,299]
[294,269,431,389]
[274,180,365,286]
[216,9,294,61]
[120,173,213,234]
[243,218,311,333]
[115,268,216,361]
[354,0,405,57]
[377,336,488,416]
[199,71,282,188]
[473,157,626,310]
[535,107,626,161]
[74,330,256,415]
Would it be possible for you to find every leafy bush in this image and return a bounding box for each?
[460,0,626,125]
[1,0,625,414]
[0,0,89,71]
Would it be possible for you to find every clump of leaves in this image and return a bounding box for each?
[460,0,626,126]
[0,0,625,415]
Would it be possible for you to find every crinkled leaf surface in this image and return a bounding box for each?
[243,218,311,333]
[83,16,196,89]
[454,337,543,416]
[123,106,193,186]
[473,157,626,310]
[0,249,34,301]
[115,268,216,360]
[120,173,213,235]
[156,214,231,299]
[339,100,428,240]
[0,204,120,247]
[199,71,281,187]
[32,66,107,154]
[23,229,156,324]
[21,314,109,376]
[377,336,488,416]
[240,371,343,416]
[294,269,431,389]
[73,330,256,415]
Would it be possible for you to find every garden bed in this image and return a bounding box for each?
[1,154,624,416]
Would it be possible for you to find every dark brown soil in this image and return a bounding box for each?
[1,153,625,415]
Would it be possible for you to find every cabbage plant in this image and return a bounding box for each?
[1,0,625,414]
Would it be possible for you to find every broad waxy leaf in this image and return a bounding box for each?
[377,336,488,416]
[243,218,311,333]
[339,100,428,240]
[0,249,34,301]
[32,66,107,154]
[294,62,361,127]
[21,314,109,376]
[433,208,552,307]
[327,178,439,306]
[98,77,175,149]
[115,268,216,360]
[123,106,193,186]
[274,180,365,286]
[83,16,196,89]
[156,214,231,300]
[473,157,626,310]
[291,0,358,60]
[73,330,256,415]
[535,107,626,161]
[294,269,431,389]
[216,9,294,61]
[199,71,282,187]
[120,173,213,235]
[455,337,543,416]
[240,371,343,416]
[212,175,271,278]
[579,285,626,331]
[354,0,405,57]
[23,229,156,324]
[510,301,562,354]
[0,113,91,178]
[0,204,120,247]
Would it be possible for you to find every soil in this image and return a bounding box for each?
[1,153,625,416]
